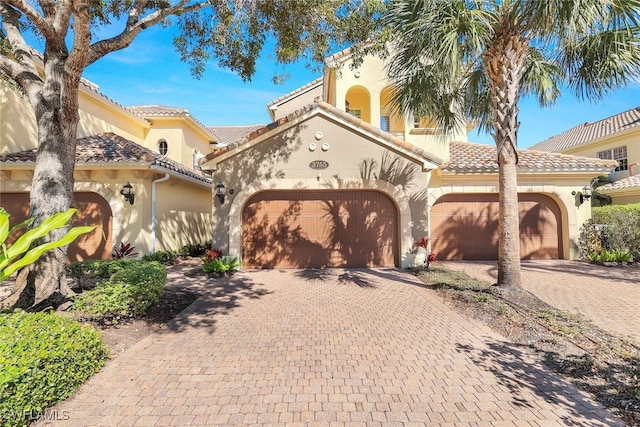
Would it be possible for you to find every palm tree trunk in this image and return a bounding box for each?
[484,33,529,288]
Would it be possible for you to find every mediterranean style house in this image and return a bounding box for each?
[199,48,618,268]
[530,107,640,205]
[0,47,619,267]
[0,78,215,260]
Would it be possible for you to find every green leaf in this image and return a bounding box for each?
[0,226,95,280]
[0,209,78,270]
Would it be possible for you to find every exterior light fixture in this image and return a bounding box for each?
[572,185,593,206]
[120,182,134,205]
[215,182,226,204]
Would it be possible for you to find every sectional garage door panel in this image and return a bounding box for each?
[431,193,562,260]
[0,192,113,261]
[242,190,398,268]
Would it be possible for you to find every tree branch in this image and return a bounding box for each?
[2,0,54,39]
[87,0,209,65]
[66,0,90,78]
[0,2,42,88]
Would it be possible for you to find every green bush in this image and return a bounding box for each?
[179,240,212,258]
[142,250,178,264]
[0,310,108,427]
[592,203,640,261]
[67,259,133,280]
[72,261,166,319]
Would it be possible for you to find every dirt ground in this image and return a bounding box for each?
[92,287,199,357]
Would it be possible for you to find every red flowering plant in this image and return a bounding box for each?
[411,237,436,268]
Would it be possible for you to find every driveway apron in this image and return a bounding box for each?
[38,266,621,426]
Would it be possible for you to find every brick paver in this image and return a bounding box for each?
[36,263,622,426]
[441,260,640,341]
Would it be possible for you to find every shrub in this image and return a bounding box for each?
[72,261,166,320]
[179,240,212,258]
[142,250,178,264]
[0,310,108,427]
[578,219,603,260]
[592,203,640,261]
[203,256,239,275]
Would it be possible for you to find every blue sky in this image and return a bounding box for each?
[82,25,640,149]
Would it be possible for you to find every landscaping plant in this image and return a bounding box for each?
[142,250,178,264]
[72,261,166,321]
[111,242,138,259]
[0,310,108,427]
[0,208,95,282]
[203,256,239,276]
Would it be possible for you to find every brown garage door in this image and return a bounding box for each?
[0,192,113,261]
[430,193,562,260]
[242,190,398,268]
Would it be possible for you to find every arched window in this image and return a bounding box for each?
[157,139,168,156]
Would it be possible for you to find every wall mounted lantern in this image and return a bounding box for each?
[572,185,593,205]
[120,182,134,205]
[216,182,226,205]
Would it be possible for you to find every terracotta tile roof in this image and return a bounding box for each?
[441,142,619,173]
[530,107,640,152]
[0,133,212,184]
[324,46,353,65]
[128,105,191,116]
[200,102,443,167]
[266,78,323,108]
[206,124,266,145]
[598,175,640,192]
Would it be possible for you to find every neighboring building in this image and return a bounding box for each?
[530,107,640,205]
[0,79,216,260]
[200,50,617,267]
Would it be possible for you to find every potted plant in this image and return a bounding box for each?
[407,237,436,269]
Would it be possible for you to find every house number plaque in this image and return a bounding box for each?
[309,160,329,170]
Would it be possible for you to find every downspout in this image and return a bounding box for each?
[151,173,170,254]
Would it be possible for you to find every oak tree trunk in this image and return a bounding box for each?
[484,32,529,288]
[6,55,80,309]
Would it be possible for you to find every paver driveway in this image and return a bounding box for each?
[38,266,621,426]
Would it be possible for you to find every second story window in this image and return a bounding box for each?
[349,109,362,119]
[380,116,390,132]
[157,139,168,156]
[597,146,628,171]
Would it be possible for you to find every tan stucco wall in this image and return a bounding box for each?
[77,92,147,143]
[610,193,640,205]
[1,82,147,154]
[271,85,323,120]
[563,128,640,176]
[143,120,213,169]
[1,84,39,154]
[155,179,213,252]
[208,114,432,267]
